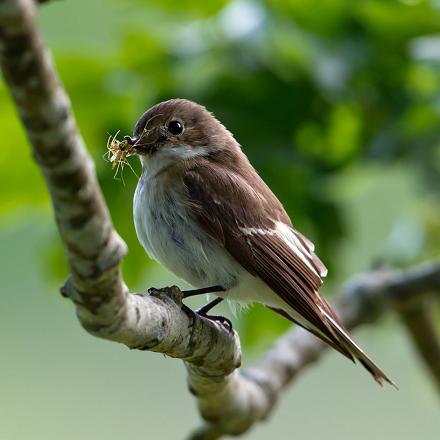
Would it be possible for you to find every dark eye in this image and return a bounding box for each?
[168,120,183,135]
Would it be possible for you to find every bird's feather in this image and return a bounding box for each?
[183,158,395,386]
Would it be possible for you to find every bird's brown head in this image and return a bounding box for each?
[125,99,238,163]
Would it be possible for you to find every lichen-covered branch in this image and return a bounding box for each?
[0,0,240,412]
[0,2,439,440]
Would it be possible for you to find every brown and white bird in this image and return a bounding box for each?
[126,98,393,386]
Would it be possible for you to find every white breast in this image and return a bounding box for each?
[133,166,242,290]
[132,152,298,313]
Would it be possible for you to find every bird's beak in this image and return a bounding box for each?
[124,129,163,155]
[124,135,137,146]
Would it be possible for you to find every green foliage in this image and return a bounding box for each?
[1,0,439,347]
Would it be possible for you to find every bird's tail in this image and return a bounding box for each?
[320,308,397,388]
[268,301,396,387]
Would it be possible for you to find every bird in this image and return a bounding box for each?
[125,98,394,386]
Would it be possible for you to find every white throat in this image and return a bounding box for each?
[139,144,209,177]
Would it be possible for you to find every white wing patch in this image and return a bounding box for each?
[240,227,276,236]
[240,222,327,279]
[275,222,320,276]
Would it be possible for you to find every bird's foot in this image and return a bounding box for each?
[196,297,233,332]
[146,286,183,305]
[147,286,232,331]
[198,313,233,332]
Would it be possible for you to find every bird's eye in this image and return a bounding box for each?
[168,120,183,135]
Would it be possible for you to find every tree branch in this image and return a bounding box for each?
[0,2,439,440]
[398,297,440,391]
[189,263,440,439]
[0,0,241,393]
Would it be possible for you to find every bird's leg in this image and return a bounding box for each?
[148,285,232,330]
[147,285,225,298]
[182,285,225,298]
[196,297,233,332]
[182,286,232,331]
[196,296,224,314]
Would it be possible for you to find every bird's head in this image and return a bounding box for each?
[125,99,238,165]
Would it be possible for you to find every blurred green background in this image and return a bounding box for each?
[1,0,439,438]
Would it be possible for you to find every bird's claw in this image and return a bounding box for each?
[197,311,233,332]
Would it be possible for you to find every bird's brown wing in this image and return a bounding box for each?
[183,165,344,349]
[183,163,395,386]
